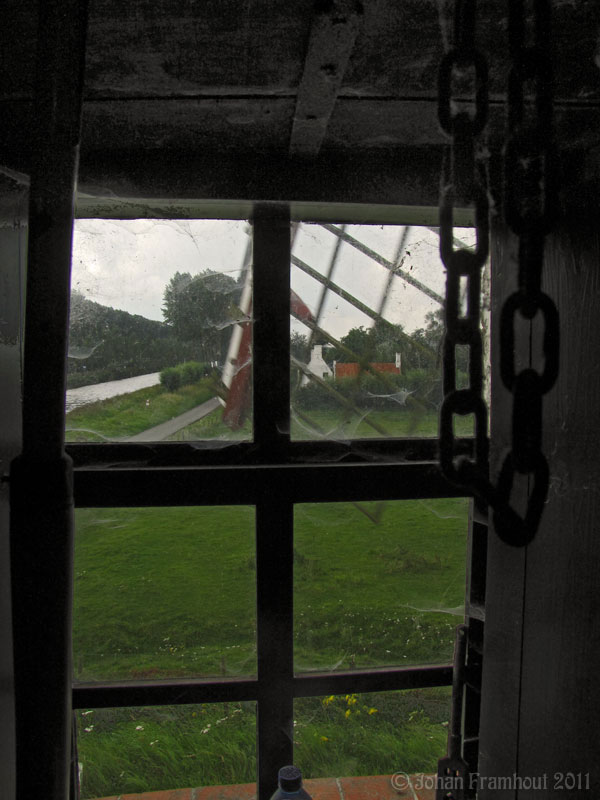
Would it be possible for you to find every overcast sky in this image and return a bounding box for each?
[71,219,475,341]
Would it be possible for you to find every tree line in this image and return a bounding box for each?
[69,269,463,394]
[67,291,197,388]
[292,310,451,372]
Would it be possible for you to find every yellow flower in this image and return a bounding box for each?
[368,707,378,715]
[322,695,335,706]
[345,709,351,718]
[348,696,357,706]
[320,736,329,742]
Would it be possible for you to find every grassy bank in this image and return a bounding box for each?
[74,498,467,797]
[65,380,216,442]
[290,407,475,439]
[167,405,475,441]
[65,381,477,443]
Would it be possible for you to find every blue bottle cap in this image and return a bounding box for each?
[278,765,302,792]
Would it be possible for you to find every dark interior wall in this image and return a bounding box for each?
[480,197,600,797]
[0,181,27,798]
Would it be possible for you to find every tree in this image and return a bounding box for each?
[333,321,407,364]
[369,320,407,363]
[162,270,238,361]
[335,325,372,362]
[411,309,443,368]
[290,331,310,363]
[411,308,468,373]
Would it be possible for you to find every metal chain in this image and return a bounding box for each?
[438,0,491,506]
[496,0,558,545]
[437,0,558,546]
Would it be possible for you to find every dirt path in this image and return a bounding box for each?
[126,396,221,441]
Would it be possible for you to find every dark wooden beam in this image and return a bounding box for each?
[10,4,88,800]
[289,0,363,157]
[73,146,445,207]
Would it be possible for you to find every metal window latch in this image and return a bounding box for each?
[436,624,468,800]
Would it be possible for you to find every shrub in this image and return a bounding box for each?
[293,372,412,411]
[180,361,205,385]
[292,377,344,411]
[159,366,181,392]
[160,361,209,392]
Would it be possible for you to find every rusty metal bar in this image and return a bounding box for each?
[10,3,88,799]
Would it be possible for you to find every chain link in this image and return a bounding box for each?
[437,0,559,547]
[497,0,558,544]
[438,0,491,513]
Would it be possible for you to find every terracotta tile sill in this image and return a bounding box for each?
[94,774,436,800]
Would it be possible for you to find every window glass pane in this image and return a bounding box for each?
[294,499,468,672]
[76,702,256,800]
[294,688,449,780]
[67,219,252,443]
[73,507,256,682]
[290,223,486,441]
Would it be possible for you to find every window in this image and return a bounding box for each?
[65,204,487,800]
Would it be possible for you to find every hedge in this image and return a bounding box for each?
[291,368,462,411]
[159,361,209,392]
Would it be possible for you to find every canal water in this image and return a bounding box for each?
[66,372,160,412]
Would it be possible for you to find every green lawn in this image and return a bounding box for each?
[78,689,450,798]
[74,499,467,798]
[65,378,477,443]
[65,380,216,442]
[166,407,477,441]
[171,405,476,441]
[71,385,469,798]
[291,407,476,439]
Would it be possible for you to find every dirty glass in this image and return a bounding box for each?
[66,219,253,443]
[75,702,256,800]
[73,506,256,682]
[293,687,451,782]
[290,223,487,441]
[294,499,468,672]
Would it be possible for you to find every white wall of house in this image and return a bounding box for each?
[302,344,333,385]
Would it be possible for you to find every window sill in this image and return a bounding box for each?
[93,774,436,800]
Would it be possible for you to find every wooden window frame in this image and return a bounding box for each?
[67,203,485,800]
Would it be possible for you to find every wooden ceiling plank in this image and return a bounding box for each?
[289,0,363,158]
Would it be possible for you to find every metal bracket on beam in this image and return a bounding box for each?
[290,0,363,158]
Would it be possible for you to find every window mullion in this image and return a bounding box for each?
[256,496,294,800]
[252,203,291,457]
[252,203,294,800]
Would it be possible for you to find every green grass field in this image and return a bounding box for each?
[65,381,216,442]
[65,378,476,444]
[74,499,467,798]
[78,689,451,797]
[168,405,476,441]
[70,382,470,798]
